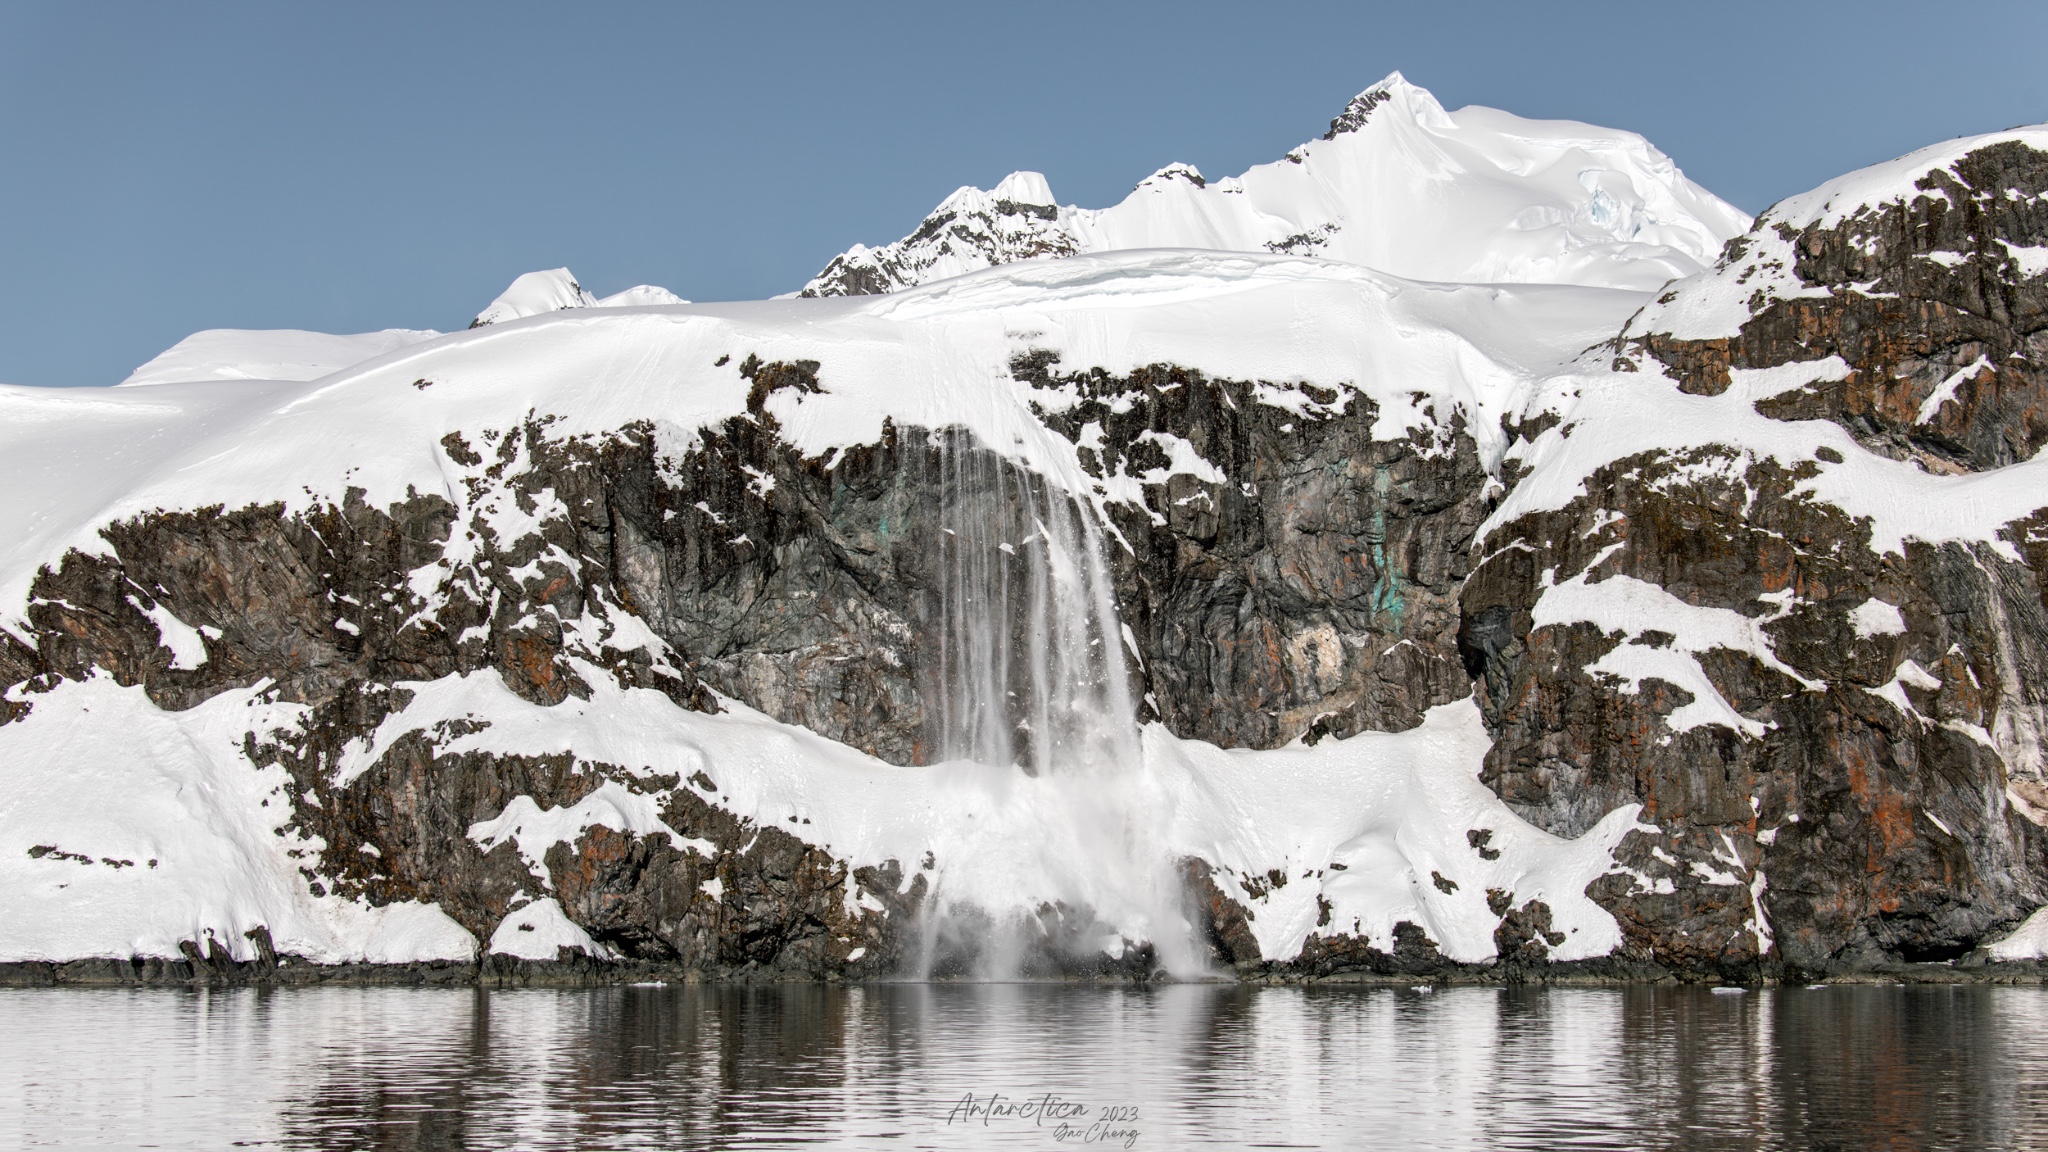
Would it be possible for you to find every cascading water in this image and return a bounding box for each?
[927,432,1137,780]
[910,429,1206,979]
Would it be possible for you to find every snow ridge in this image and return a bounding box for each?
[802,72,1750,297]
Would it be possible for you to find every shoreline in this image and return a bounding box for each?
[4,954,2044,989]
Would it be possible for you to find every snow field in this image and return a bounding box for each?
[0,662,1634,967]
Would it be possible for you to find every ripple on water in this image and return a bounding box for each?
[0,983,2043,1150]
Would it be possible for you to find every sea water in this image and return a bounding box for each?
[2,983,2042,1150]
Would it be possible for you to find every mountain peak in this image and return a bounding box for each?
[1132,163,1207,193]
[594,284,690,308]
[471,268,596,328]
[800,74,1748,297]
[990,170,1057,208]
[1323,71,1420,139]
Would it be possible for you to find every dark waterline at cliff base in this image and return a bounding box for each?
[2,984,2043,1150]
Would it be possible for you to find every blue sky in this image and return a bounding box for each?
[4,0,2044,388]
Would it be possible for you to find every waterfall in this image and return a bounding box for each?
[912,429,1204,979]
[927,432,1139,779]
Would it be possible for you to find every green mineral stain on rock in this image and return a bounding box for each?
[1368,466,1405,627]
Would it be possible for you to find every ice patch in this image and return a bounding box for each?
[2003,242,2048,279]
[1849,598,1908,639]
[1532,570,1820,738]
[1987,905,2048,960]
[128,596,210,670]
[1917,356,1992,424]
[467,780,689,888]
[487,897,610,960]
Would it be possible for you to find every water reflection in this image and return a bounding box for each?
[0,982,2042,1150]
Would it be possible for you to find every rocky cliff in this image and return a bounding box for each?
[3,110,2047,985]
[1461,129,2048,979]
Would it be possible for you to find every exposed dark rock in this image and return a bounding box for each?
[1017,354,1490,748]
[7,139,2048,986]
[799,189,1079,299]
[1630,140,2048,473]
[1460,138,2048,979]
[1323,87,1393,139]
[1182,857,1263,968]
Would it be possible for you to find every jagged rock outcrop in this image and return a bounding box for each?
[801,172,1078,299]
[1630,138,2048,473]
[1460,132,2048,979]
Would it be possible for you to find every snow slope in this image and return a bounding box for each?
[0,248,1652,966]
[0,249,1647,640]
[118,328,442,387]
[1492,124,2048,563]
[0,659,1630,966]
[470,268,690,327]
[1625,124,2048,344]
[111,271,687,391]
[0,672,475,964]
[803,73,1749,296]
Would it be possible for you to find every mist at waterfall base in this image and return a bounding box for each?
[908,433,1205,980]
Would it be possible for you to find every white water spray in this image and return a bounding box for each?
[911,431,1206,979]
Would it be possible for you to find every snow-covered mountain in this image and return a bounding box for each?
[107,270,691,390]
[2,252,1649,973]
[469,268,690,328]
[119,328,444,388]
[2,86,2046,983]
[106,74,1735,395]
[801,73,1751,297]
